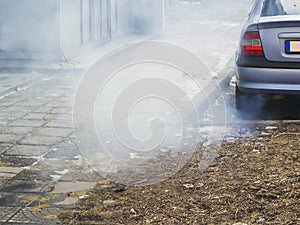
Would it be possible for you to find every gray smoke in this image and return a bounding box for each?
[0,0,59,61]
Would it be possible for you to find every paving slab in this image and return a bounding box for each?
[22,113,55,121]
[0,134,23,144]
[0,106,36,114]
[0,101,15,107]
[9,120,48,128]
[55,114,73,121]
[42,107,71,115]
[0,157,36,168]
[4,207,62,225]
[0,179,47,193]
[31,107,57,114]
[51,181,97,194]
[4,145,50,157]
[43,119,73,129]
[0,167,24,175]
[34,127,73,138]
[0,127,35,135]
[0,144,13,154]
[0,207,23,222]
[17,136,62,146]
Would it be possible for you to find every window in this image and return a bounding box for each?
[262,0,300,16]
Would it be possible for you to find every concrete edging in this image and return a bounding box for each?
[193,56,235,121]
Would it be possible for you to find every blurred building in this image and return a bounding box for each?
[0,0,164,61]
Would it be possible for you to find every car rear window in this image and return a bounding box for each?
[261,0,300,16]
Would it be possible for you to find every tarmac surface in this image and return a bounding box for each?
[0,0,254,224]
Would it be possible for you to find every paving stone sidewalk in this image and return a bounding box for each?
[0,55,230,224]
[0,1,253,224]
[0,71,103,224]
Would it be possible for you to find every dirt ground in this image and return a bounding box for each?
[59,123,300,225]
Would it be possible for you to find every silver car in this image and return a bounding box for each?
[235,0,300,110]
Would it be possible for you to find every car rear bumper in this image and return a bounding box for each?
[236,66,300,94]
[236,56,300,69]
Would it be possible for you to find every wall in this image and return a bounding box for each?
[0,0,165,61]
[59,0,82,58]
[60,0,117,58]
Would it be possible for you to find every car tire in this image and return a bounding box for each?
[235,86,259,112]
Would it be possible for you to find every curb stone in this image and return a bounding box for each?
[193,56,235,121]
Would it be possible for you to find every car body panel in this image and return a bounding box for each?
[237,66,300,94]
[259,16,300,62]
[236,55,300,68]
[235,0,300,95]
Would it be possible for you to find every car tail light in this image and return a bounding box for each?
[239,31,264,57]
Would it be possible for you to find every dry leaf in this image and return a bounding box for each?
[98,180,111,185]
[28,204,50,212]
[43,214,57,219]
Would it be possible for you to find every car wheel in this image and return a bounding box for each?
[235,86,259,112]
